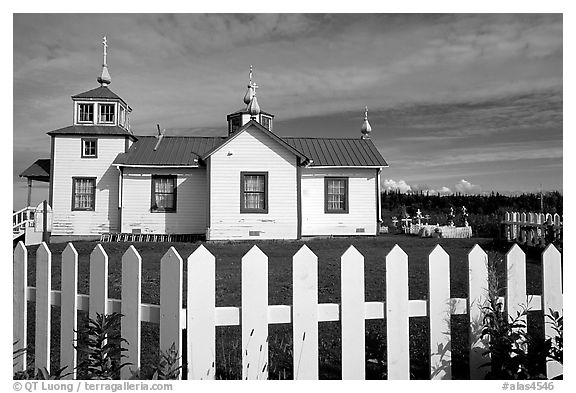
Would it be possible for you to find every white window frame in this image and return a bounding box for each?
[99,103,116,124]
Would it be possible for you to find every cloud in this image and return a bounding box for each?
[382,179,453,195]
[455,179,481,194]
[382,179,412,193]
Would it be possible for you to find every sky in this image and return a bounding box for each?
[12,13,563,209]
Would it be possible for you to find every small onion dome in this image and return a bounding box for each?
[248,94,260,117]
[361,106,372,138]
[243,85,253,106]
[97,65,112,86]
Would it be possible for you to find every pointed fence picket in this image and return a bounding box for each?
[341,246,365,380]
[241,246,269,380]
[541,245,562,379]
[428,245,452,380]
[467,245,489,379]
[292,245,318,380]
[121,246,142,379]
[60,243,78,379]
[35,242,51,372]
[186,245,216,380]
[13,241,562,380]
[159,247,183,379]
[386,245,410,380]
[13,242,27,373]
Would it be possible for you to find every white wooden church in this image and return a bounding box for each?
[21,38,388,241]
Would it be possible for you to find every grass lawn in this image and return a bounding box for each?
[22,234,548,379]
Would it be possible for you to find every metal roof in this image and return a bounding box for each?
[283,137,388,167]
[113,136,226,166]
[72,86,128,107]
[47,125,135,138]
[116,129,387,168]
[19,159,51,181]
[227,108,274,118]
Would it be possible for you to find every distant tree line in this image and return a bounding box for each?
[380,190,563,238]
[381,190,563,217]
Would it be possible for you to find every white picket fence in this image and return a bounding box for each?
[502,212,562,246]
[13,241,563,380]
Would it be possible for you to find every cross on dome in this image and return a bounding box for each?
[361,105,372,139]
[97,36,112,87]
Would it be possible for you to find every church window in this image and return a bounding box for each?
[78,103,94,123]
[99,103,115,123]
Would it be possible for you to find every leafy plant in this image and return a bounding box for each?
[152,343,182,380]
[545,308,563,379]
[14,366,71,380]
[74,312,131,379]
[480,256,562,379]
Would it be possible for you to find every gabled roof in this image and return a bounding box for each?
[227,107,274,118]
[201,120,309,161]
[19,159,51,181]
[111,122,388,168]
[113,136,226,166]
[283,137,388,167]
[47,125,136,139]
[72,86,129,108]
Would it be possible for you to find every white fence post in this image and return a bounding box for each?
[35,242,52,372]
[13,241,27,374]
[89,244,109,319]
[60,243,78,379]
[429,245,452,379]
[542,244,562,379]
[341,245,365,380]
[242,245,269,380]
[506,244,527,342]
[187,245,216,380]
[386,245,409,379]
[160,247,183,379]
[292,245,319,380]
[468,244,489,379]
[121,246,142,379]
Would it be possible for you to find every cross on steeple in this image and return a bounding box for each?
[102,36,108,66]
[97,36,112,86]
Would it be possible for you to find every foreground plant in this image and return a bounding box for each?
[75,312,130,379]
[481,255,562,379]
[153,343,182,380]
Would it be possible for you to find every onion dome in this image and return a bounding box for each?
[248,94,261,118]
[243,85,253,106]
[97,36,111,87]
[243,65,255,106]
[361,106,372,139]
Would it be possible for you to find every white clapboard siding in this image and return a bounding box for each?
[121,246,142,379]
[506,244,527,339]
[35,242,52,372]
[89,244,109,319]
[60,243,78,379]
[341,245,365,379]
[468,244,489,379]
[14,242,563,381]
[242,245,269,380]
[13,242,27,373]
[386,245,410,379]
[51,136,124,235]
[300,168,378,236]
[209,126,298,240]
[428,245,451,380]
[292,245,319,380]
[187,245,216,380]
[541,244,562,379]
[159,247,183,379]
[121,167,207,235]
